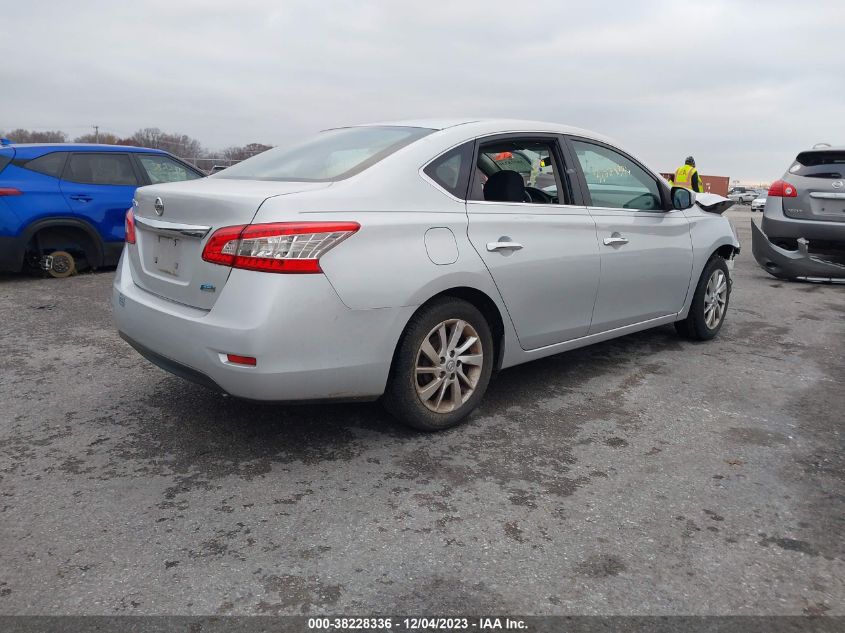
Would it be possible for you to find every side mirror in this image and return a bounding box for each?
[671,186,695,210]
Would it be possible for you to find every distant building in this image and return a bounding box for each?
[661,173,729,197]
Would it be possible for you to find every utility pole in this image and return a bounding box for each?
[93,125,99,143]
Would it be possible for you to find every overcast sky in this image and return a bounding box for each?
[2,0,842,182]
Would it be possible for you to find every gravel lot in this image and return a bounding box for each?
[1,209,843,616]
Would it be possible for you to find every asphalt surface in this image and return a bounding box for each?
[1,209,843,616]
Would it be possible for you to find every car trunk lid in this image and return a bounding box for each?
[127,179,331,309]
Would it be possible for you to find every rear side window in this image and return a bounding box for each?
[789,151,845,178]
[138,154,202,184]
[470,138,567,204]
[423,143,472,198]
[0,150,12,174]
[215,126,433,182]
[64,153,138,186]
[24,152,68,177]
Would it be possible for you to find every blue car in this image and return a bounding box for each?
[0,141,204,277]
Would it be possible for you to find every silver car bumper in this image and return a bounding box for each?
[751,221,845,283]
[112,254,415,401]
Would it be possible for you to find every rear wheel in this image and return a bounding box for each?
[383,298,494,431]
[675,256,731,341]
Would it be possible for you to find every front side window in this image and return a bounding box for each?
[470,139,564,204]
[215,126,433,182]
[571,140,662,211]
[64,153,138,186]
[138,154,202,184]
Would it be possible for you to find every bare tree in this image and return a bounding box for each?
[221,143,273,162]
[129,128,204,158]
[73,132,122,144]
[1,129,67,143]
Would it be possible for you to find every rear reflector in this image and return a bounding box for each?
[202,221,360,273]
[226,354,257,366]
[768,180,798,197]
[125,208,136,244]
[0,187,22,196]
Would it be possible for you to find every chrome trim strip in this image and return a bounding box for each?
[809,192,845,200]
[135,216,212,239]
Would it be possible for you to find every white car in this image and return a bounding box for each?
[728,186,760,204]
[751,193,767,212]
[113,119,739,430]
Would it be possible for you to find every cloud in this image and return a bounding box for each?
[2,0,842,181]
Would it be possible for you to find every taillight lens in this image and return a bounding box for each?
[768,180,798,197]
[202,221,360,273]
[226,354,257,366]
[0,187,22,196]
[125,208,136,244]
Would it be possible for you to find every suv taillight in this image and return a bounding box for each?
[202,221,360,273]
[768,180,798,197]
[125,209,136,244]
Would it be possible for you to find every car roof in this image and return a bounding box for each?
[4,143,167,154]
[339,118,619,150]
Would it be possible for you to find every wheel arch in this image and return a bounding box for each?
[714,243,739,260]
[390,285,508,376]
[22,217,105,267]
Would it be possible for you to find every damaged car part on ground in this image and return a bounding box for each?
[113,119,740,431]
[752,146,845,282]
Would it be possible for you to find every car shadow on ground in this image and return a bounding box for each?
[110,324,688,478]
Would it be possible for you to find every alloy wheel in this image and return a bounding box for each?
[704,269,728,329]
[414,319,483,413]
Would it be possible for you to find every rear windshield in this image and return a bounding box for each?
[789,151,845,178]
[214,126,433,182]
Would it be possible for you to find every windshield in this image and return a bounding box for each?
[215,126,433,182]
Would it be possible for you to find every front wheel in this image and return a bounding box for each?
[383,298,494,431]
[675,256,731,341]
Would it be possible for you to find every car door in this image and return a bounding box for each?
[60,152,140,242]
[465,134,600,350]
[566,137,693,334]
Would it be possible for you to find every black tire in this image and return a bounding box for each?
[675,256,731,341]
[383,298,494,431]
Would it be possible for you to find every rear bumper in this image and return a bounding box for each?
[751,220,845,282]
[112,254,416,401]
[761,197,845,243]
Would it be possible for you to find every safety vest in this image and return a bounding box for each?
[674,164,704,193]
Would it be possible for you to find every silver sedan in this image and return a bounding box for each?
[113,119,739,430]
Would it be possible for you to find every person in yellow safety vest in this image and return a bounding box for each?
[674,156,705,193]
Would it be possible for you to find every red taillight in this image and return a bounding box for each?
[125,208,136,244]
[226,354,256,366]
[768,180,798,198]
[0,187,22,196]
[201,221,360,274]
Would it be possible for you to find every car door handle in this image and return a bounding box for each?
[603,236,629,246]
[487,240,524,252]
[70,195,92,202]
